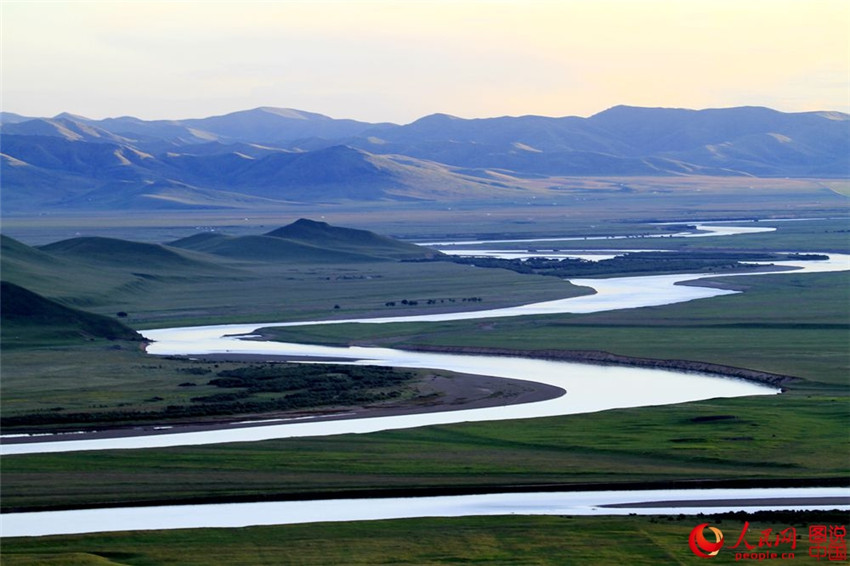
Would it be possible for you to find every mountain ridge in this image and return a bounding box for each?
[2,105,847,212]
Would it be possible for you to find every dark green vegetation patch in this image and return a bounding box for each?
[0,361,416,431]
[423,250,821,278]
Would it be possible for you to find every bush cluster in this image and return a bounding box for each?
[384,297,482,307]
[1,363,416,429]
[416,251,794,278]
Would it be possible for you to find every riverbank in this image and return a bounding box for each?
[4,486,848,540]
[393,345,798,389]
[6,475,846,514]
[0,362,565,445]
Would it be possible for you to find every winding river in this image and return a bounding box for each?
[4,487,847,538]
[3,225,849,456]
[2,223,848,536]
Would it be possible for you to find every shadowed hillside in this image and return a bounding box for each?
[0,234,126,300]
[168,233,390,263]
[0,281,144,344]
[39,237,219,270]
[1,235,233,311]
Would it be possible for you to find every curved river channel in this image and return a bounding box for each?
[2,223,849,536]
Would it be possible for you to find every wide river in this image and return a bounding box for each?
[2,223,849,536]
[4,487,847,538]
[5,229,848,456]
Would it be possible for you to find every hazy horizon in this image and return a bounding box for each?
[2,1,849,123]
[6,101,850,127]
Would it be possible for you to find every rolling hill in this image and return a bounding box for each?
[0,234,128,302]
[265,218,442,260]
[167,232,391,263]
[0,281,144,344]
[39,236,223,270]
[169,218,441,262]
[1,234,231,310]
[1,220,438,310]
[1,105,847,212]
[0,221,443,326]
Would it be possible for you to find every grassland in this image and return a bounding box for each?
[1,208,847,562]
[3,394,848,512]
[2,265,848,512]
[3,512,848,565]
[260,270,850,388]
[0,235,588,428]
[1,234,589,328]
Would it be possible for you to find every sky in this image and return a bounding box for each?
[2,0,849,124]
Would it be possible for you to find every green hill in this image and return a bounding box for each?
[169,233,387,263]
[170,219,441,262]
[1,235,232,313]
[0,234,126,301]
[39,236,218,270]
[0,281,144,345]
[265,218,441,260]
[1,234,64,274]
[1,221,443,327]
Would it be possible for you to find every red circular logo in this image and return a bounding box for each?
[689,523,724,558]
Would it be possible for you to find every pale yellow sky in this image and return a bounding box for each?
[2,0,848,122]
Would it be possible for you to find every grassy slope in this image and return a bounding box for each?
[0,281,143,346]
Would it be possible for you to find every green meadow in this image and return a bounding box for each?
[1,213,848,562]
[261,270,850,388]
[1,232,588,329]
[3,394,848,512]
[3,512,847,565]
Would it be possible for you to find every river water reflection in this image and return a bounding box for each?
[3,487,847,537]
[5,245,847,455]
[0,346,777,454]
[2,225,849,536]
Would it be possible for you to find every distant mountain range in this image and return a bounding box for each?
[2,105,848,212]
